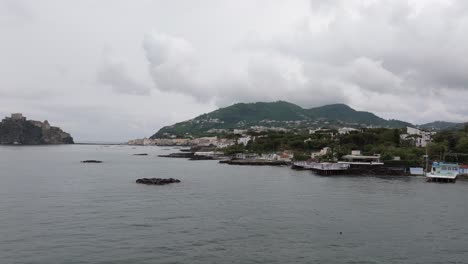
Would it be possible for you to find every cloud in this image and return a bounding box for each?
[143,32,348,107]
[2,0,468,142]
[141,0,468,124]
[97,61,151,96]
[143,33,209,100]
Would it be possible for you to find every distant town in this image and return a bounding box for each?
[128,122,468,182]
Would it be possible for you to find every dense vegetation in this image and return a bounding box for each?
[429,124,468,163]
[223,126,468,165]
[152,101,412,138]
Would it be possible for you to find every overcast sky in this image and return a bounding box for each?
[1,0,467,141]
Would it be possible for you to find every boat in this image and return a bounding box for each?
[426,162,459,183]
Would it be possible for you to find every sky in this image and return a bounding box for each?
[1,0,467,142]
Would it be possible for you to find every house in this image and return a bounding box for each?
[310,147,331,158]
[238,136,252,146]
[400,127,435,147]
[277,151,294,162]
[338,127,358,134]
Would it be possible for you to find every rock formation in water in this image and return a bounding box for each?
[0,113,74,145]
[136,178,181,185]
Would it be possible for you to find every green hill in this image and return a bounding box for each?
[419,121,465,131]
[151,101,411,138]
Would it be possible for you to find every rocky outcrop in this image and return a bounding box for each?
[136,178,181,185]
[158,152,195,158]
[0,113,74,145]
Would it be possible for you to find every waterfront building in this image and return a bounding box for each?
[260,153,278,161]
[339,151,383,165]
[277,151,294,162]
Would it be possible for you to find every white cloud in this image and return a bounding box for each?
[97,61,151,96]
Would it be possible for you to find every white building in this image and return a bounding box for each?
[238,136,252,146]
[400,127,435,147]
[215,138,236,148]
[233,129,247,135]
[311,147,331,158]
[338,127,358,134]
[260,153,278,161]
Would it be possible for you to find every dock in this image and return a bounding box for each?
[292,161,407,176]
[220,159,290,166]
[292,161,350,175]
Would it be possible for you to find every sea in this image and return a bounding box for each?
[1,145,468,264]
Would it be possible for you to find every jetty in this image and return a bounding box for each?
[220,159,290,166]
[292,161,350,175]
[158,152,195,158]
[292,160,407,176]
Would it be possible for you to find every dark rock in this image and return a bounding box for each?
[81,160,103,163]
[135,177,181,186]
[133,153,149,156]
[158,152,195,158]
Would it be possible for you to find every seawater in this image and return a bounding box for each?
[1,145,468,264]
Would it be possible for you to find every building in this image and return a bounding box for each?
[233,129,247,135]
[215,138,236,148]
[339,150,383,165]
[238,136,252,146]
[2,113,26,122]
[260,153,278,161]
[277,151,294,162]
[338,127,358,134]
[400,127,435,147]
[11,113,25,120]
[193,137,218,146]
[310,147,331,159]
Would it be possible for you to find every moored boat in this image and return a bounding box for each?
[426,162,459,183]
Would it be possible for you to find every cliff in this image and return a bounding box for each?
[0,114,74,145]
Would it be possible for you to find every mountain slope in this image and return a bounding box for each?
[419,121,465,131]
[151,101,411,138]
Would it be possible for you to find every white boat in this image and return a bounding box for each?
[426,162,459,182]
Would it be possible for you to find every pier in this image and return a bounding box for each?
[292,161,350,175]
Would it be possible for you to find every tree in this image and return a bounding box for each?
[455,137,468,153]
[393,129,401,147]
[428,142,447,161]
